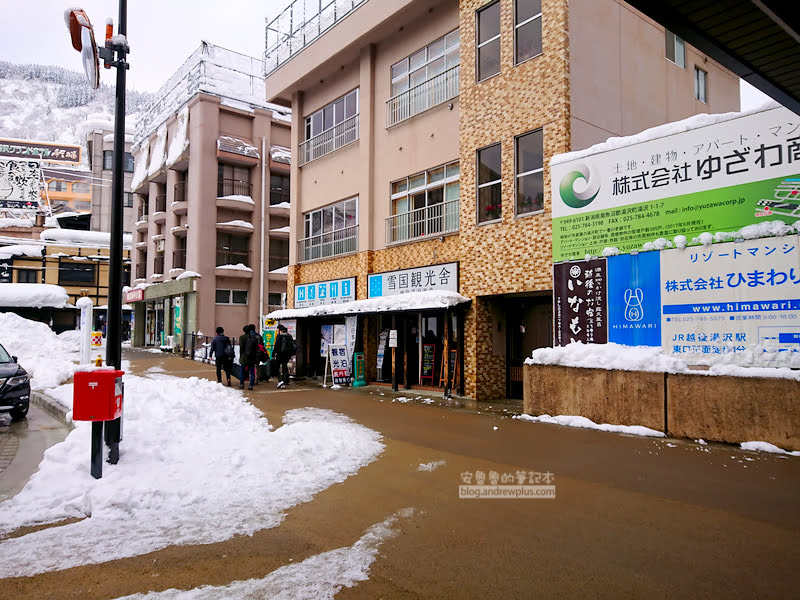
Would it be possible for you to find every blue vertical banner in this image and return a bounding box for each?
[607,252,661,346]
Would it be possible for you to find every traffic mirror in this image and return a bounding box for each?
[64,8,100,90]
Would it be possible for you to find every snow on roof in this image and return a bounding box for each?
[270,145,291,164]
[551,101,782,166]
[147,124,167,177]
[217,220,254,229]
[131,142,149,190]
[268,290,471,320]
[0,283,69,308]
[165,106,189,167]
[0,244,43,260]
[40,229,133,247]
[217,194,255,204]
[0,217,34,229]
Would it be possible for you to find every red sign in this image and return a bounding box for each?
[126,288,144,303]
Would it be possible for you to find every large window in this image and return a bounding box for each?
[216,233,250,267]
[59,262,96,285]
[17,269,38,283]
[301,89,359,164]
[217,163,251,197]
[269,238,289,271]
[477,1,501,81]
[665,30,685,68]
[216,289,248,305]
[300,197,358,261]
[515,0,542,64]
[270,172,290,205]
[103,151,134,172]
[694,66,707,103]
[48,180,67,192]
[477,144,502,223]
[388,161,460,243]
[515,129,544,216]
[124,192,134,208]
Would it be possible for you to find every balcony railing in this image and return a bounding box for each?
[264,0,368,76]
[216,249,251,268]
[173,248,186,270]
[153,255,165,274]
[217,179,253,197]
[386,65,460,128]
[135,262,146,279]
[299,114,359,166]
[155,194,167,212]
[137,203,149,221]
[386,199,460,245]
[298,224,358,262]
[174,181,187,203]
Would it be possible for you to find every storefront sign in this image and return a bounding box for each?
[0,139,81,164]
[388,329,398,348]
[320,324,333,357]
[262,317,277,353]
[173,297,182,340]
[551,106,800,261]
[661,236,800,366]
[125,288,144,303]
[0,159,40,209]
[554,259,607,345]
[329,344,350,384]
[421,344,435,384]
[368,262,458,298]
[607,252,661,347]
[295,277,355,308]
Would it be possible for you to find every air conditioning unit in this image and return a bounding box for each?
[156,239,165,252]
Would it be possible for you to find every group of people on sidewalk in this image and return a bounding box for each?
[208,324,294,390]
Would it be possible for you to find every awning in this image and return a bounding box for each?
[267,290,471,320]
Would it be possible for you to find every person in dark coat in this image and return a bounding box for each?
[209,326,233,386]
[272,324,293,388]
[238,324,258,390]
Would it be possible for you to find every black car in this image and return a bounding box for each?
[0,343,30,421]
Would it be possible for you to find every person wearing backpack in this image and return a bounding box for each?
[272,324,294,388]
[238,324,258,390]
[209,326,233,386]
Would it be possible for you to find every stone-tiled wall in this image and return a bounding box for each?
[459,0,570,398]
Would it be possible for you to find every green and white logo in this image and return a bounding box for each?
[559,164,601,209]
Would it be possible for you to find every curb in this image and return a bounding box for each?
[30,391,73,429]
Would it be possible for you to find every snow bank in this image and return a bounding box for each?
[740,441,800,456]
[0,284,69,310]
[515,413,665,438]
[526,342,691,373]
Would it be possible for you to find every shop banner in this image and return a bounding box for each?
[554,259,607,345]
[295,277,355,308]
[320,324,333,357]
[173,297,182,340]
[329,344,350,385]
[551,106,800,261]
[345,315,357,375]
[661,236,800,366]
[0,159,40,209]
[262,317,277,354]
[0,138,81,164]
[607,252,661,347]
[368,262,458,298]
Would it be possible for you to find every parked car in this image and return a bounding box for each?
[0,343,30,421]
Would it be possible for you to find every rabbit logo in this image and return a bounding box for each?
[624,288,644,322]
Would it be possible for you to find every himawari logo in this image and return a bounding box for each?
[559,164,601,209]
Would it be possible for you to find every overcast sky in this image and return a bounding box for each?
[0,1,291,93]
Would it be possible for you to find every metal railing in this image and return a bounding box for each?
[155,194,167,212]
[135,262,146,279]
[137,203,149,221]
[298,224,358,262]
[173,248,186,270]
[216,248,251,268]
[153,255,164,274]
[386,65,459,128]
[386,199,460,244]
[299,114,359,166]
[217,179,253,197]
[264,0,368,76]
[174,181,187,203]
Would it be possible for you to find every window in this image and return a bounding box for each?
[388,161,460,243]
[124,192,134,208]
[391,30,460,97]
[665,30,685,68]
[477,144,502,223]
[124,152,134,173]
[73,201,91,211]
[301,89,359,165]
[694,66,707,103]
[216,233,250,267]
[477,1,501,81]
[48,180,67,192]
[58,262,96,285]
[103,150,113,170]
[515,0,542,64]
[305,89,359,140]
[268,292,283,309]
[301,197,358,260]
[269,238,289,271]
[216,289,248,304]
[17,269,38,283]
[515,129,544,215]
[217,164,251,197]
[72,182,90,194]
[270,172,290,205]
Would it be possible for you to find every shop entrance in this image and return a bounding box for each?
[506,295,552,399]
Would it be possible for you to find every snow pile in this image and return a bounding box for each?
[271,201,291,209]
[175,270,200,280]
[0,379,385,578]
[217,219,254,229]
[418,460,445,472]
[0,311,81,388]
[642,237,672,252]
[41,228,132,247]
[0,284,69,310]
[216,263,253,272]
[0,244,43,259]
[515,413,665,438]
[147,124,168,177]
[691,219,798,246]
[0,217,34,228]
[271,225,290,233]
[166,106,189,167]
[740,441,800,456]
[526,342,691,373]
[112,509,412,600]
[270,266,289,274]
[130,143,149,190]
[217,194,255,205]
[271,145,291,164]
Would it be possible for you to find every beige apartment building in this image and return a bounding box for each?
[264,0,739,399]
[85,127,136,235]
[128,42,291,350]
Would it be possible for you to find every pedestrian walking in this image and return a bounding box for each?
[238,324,258,390]
[249,324,262,385]
[272,324,294,389]
[209,326,233,386]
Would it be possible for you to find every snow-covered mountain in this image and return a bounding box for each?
[0,61,153,151]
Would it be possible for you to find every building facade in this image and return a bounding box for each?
[85,127,136,235]
[263,0,740,399]
[41,166,92,215]
[128,43,292,350]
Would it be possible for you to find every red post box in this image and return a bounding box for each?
[73,370,124,421]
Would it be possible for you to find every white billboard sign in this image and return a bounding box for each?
[0,158,40,210]
[368,262,458,298]
[295,277,355,308]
